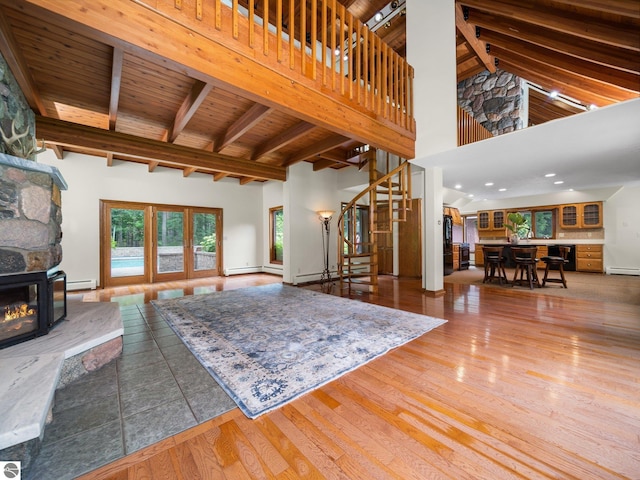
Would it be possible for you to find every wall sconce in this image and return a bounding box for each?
[317,210,335,290]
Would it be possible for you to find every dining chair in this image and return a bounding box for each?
[511,246,541,289]
[540,246,570,288]
[482,246,508,285]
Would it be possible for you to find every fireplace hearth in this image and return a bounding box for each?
[0,270,67,349]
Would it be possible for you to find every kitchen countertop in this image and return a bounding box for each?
[478,239,603,245]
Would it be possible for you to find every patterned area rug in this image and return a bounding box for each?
[152,284,447,418]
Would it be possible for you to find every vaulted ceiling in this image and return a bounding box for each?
[366,0,639,124]
[0,0,637,183]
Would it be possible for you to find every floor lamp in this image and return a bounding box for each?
[317,210,334,290]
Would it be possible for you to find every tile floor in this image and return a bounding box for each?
[25,301,236,480]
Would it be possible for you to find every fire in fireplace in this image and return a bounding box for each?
[0,270,67,349]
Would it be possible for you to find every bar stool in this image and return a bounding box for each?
[482,246,508,285]
[511,247,541,289]
[541,246,570,288]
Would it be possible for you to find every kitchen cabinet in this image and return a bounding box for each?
[453,244,460,271]
[576,244,603,272]
[559,202,603,229]
[478,210,506,233]
[475,243,484,267]
[536,245,548,270]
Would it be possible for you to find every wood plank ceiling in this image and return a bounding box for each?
[369,0,639,126]
[0,1,638,183]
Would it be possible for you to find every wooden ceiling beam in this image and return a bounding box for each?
[213,172,228,181]
[467,9,639,74]
[0,9,47,115]
[239,176,257,185]
[148,161,159,172]
[548,0,640,19]
[312,158,339,171]
[50,144,65,159]
[35,116,287,181]
[498,58,615,108]
[493,46,637,104]
[108,48,123,130]
[215,103,272,153]
[106,152,113,167]
[284,134,350,166]
[253,121,317,161]
[169,80,214,142]
[459,0,639,51]
[481,30,640,93]
[183,167,197,177]
[454,3,496,74]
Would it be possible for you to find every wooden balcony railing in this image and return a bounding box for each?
[148,0,415,135]
[457,106,493,146]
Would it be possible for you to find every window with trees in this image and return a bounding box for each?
[270,206,283,264]
[520,209,555,239]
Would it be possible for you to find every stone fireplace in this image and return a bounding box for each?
[0,152,68,349]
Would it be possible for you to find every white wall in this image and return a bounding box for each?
[602,185,640,270]
[283,162,340,284]
[38,149,264,285]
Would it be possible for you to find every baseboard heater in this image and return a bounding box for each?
[606,267,640,276]
[67,279,97,290]
[223,266,262,276]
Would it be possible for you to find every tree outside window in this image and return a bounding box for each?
[270,206,283,264]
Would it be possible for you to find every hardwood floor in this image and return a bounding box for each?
[78,275,640,479]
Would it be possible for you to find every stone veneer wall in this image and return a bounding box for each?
[0,53,63,274]
[457,69,524,136]
[1,53,36,159]
[0,163,63,274]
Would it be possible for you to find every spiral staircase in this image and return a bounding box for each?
[337,149,412,295]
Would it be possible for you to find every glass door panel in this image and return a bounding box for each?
[190,209,220,278]
[104,203,149,287]
[153,209,186,281]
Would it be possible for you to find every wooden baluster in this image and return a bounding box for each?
[276,0,282,61]
[312,0,318,80]
[232,0,239,39]
[321,0,327,86]
[263,0,269,55]
[330,0,336,92]
[301,0,306,76]
[289,0,295,69]
[248,0,254,47]
[215,0,221,30]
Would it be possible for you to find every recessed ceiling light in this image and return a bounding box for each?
[454,184,462,189]
[545,173,556,177]
[374,11,383,22]
[484,182,494,186]
[589,104,598,110]
[334,48,341,56]
[467,194,474,198]
[554,180,564,185]
[549,90,559,99]
[499,188,507,192]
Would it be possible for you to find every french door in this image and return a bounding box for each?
[101,201,222,287]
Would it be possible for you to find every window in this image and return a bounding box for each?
[519,209,555,239]
[341,203,370,254]
[269,206,283,264]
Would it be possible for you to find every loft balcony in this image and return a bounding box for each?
[0,0,416,181]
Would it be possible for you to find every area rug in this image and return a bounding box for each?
[151,284,447,418]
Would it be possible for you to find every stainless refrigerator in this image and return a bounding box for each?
[443,214,454,276]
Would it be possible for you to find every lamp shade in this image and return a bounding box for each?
[317,210,335,220]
